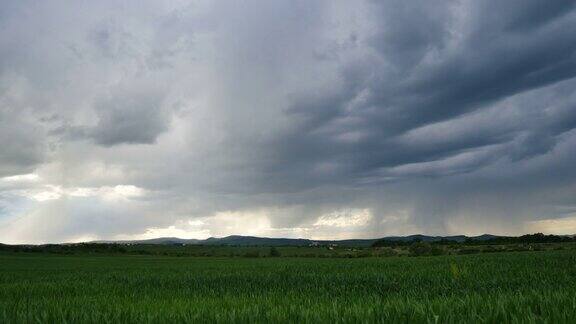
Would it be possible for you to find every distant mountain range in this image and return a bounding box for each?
[91,234,501,247]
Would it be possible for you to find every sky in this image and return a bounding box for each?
[1,0,576,244]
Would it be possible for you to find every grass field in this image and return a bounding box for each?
[1,250,576,323]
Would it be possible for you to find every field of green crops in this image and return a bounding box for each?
[1,250,576,323]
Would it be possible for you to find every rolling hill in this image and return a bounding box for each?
[91,234,501,247]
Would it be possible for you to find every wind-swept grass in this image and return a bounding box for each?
[1,250,575,322]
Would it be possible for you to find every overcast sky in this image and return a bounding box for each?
[1,0,576,244]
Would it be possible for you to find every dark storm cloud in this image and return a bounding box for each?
[259,0,576,192]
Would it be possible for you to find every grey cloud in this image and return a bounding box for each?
[1,0,576,242]
[367,0,453,71]
[89,86,170,146]
[476,0,576,33]
[0,110,46,177]
[257,0,576,193]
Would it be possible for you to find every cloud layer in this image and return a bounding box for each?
[1,0,576,243]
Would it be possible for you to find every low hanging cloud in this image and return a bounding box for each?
[1,0,576,243]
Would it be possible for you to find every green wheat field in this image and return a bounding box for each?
[1,249,576,323]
